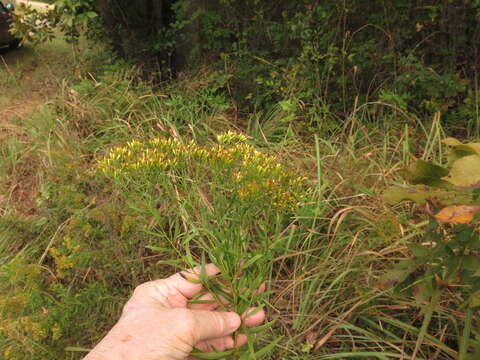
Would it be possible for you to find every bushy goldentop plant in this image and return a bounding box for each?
[95,132,308,359]
[97,132,308,211]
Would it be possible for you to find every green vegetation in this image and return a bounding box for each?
[383,140,480,360]
[1,1,480,359]
[12,0,480,134]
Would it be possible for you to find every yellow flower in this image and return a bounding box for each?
[51,325,62,341]
[97,133,308,211]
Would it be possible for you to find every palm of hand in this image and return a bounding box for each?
[85,264,265,360]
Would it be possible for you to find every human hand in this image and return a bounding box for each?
[84,264,266,360]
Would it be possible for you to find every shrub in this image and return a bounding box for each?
[383,137,480,359]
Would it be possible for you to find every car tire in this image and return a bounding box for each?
[9,39,21,50]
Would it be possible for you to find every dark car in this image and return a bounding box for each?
[0,1,20,49]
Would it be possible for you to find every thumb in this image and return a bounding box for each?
[191,310,241,342]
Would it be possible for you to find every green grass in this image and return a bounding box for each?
[0,40,478,360]
[0,33,75,116]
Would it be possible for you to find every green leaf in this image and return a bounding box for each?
[454,143,480,156]
[443,155,480,188]
[383,185,430,204]
[240,305,264,319]
[238,337,282,360]
[383,185,471,205]
[462,255,480,273]
[190,349,234,359]
[378,259,419,290]
[468,291,480,308]
[85,11,98,19]
[407,243,430,258]
[452,227,478,247]
[443,137,463,147]
[65,347,91,352]
[402,160,449,186]
[444,256,460,281]
[472,268,480,277]
[244,319,277,334]
[154,258,184,268]
[448,147,477,165]
[240,254,264,270]
[413,278,436,303]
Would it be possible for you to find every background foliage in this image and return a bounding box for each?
[84,0,480,131]
[13,0,480,132]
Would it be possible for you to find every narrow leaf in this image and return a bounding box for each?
[244,319,277,334]
[190,349,234,359]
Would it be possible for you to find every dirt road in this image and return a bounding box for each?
[17,0,53,9]
[0,34,71,122]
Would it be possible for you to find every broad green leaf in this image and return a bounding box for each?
[462,255,480,273]
[383,185,470,205]
[468,291,480,308]
[448,148,478,165]
[452,227,478,247]
[86,11,98,19]
[378,259,419,290]
[454,143,480,156]
[407,243,430,258]
[402,160,449,186]
[444,256,460,281]
[444,138,480,163]
[383,185,430,204]
[443,155,480,188]
[443,137,463,146]
[413,278,436,303]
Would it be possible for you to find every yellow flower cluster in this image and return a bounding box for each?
[97,133,308,210]
[216,130,248,145]
[0,315,47,353]
[51,324,63,341]
[1,316,62,359]
[0,256,64,358]
[98,138,186,177]
[20,316,47,341]
[50,236,80,279]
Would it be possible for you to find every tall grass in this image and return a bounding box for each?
[0,51,476,360]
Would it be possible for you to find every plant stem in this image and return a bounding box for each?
[459,307,473,360]
[411,290,440,360]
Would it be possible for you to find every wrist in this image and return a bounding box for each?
[84,322,144,360]
[83,318,182,360]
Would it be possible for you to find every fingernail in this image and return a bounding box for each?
[243,307,266,327]
[234,334,248,347]
[243,307,259,318]
[224,336,235,348]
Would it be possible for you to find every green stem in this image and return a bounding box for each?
[411,290,441,360]
[459,307,474,360]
